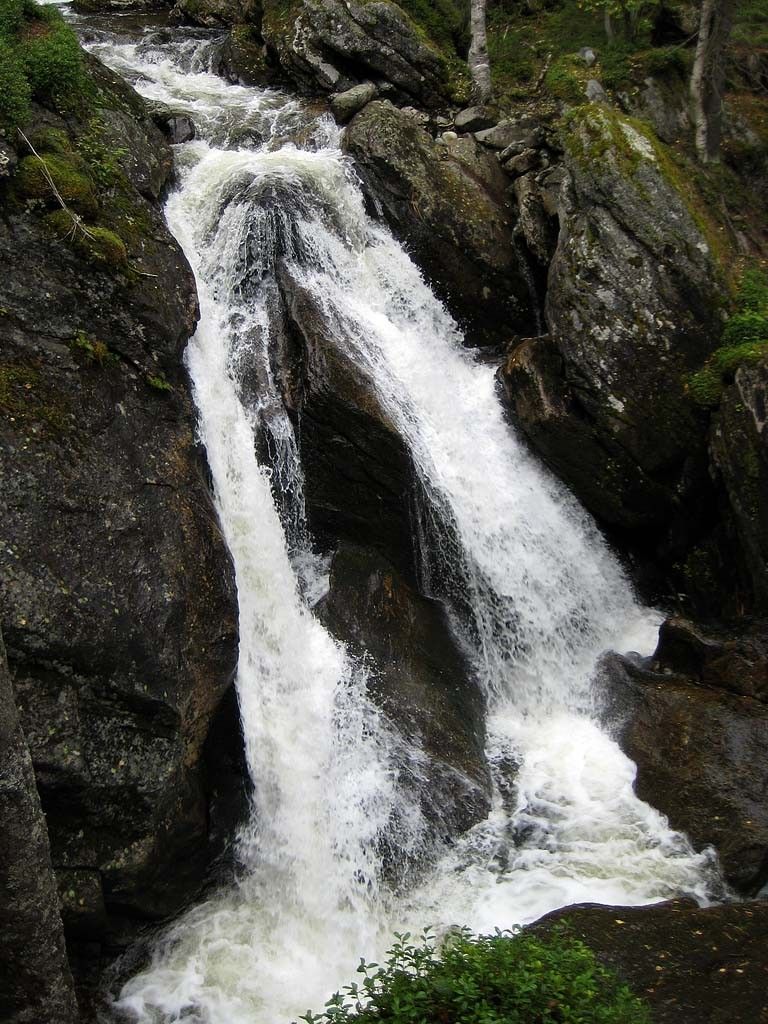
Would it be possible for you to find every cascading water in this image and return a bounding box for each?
[68,18,721,1024]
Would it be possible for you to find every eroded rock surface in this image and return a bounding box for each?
[345,100,536,345]
[0,57,241,989]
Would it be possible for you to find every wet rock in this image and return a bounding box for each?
[602,650,768,893]
[330,82,377,125]
[454,105,496,133]
[653,616,768,704]
[0,631,79,1024]
[502,105,722,534]
[262,0,451,108]
[149,102,197,143]
[277,270,417,579]
[345,100,537,345]
[171,0,261,27]
[0,58,241,990]
[317,545,491,853]
[533,899,768,1024]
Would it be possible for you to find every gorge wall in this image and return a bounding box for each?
[2,0,768,1020]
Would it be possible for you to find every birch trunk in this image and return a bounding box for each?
[690,0,737,162]
[468,0,492,104]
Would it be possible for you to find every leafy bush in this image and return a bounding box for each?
[299,928,650,1024]
[0,0,86,130]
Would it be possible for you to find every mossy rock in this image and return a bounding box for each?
[45,210,128,269]
[15,152,98,217]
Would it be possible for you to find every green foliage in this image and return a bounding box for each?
[687,267,768,407]
[544,56,586,102]
[0,0,87,130]
[147,372,173,393]
[71,329,117,365]
[299,928,650,1024]
[394,0,467,56]
[0,39,30,130]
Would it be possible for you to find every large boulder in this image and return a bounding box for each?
[261,0,452,108]
[501,104,723,535]
[318,545,490,859]
[278,270,417,579]
[172,0,261,27]
[602,647,768,893]
[0,61,241,989]
[0,632,79,1024]
[533,899,768,1024]
[345,100,537,345]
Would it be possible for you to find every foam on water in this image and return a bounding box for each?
[77,26,720,1024]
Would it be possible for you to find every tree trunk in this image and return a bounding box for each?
[468,0,492,104]
[690,0,737,162]
[604,9,614,42]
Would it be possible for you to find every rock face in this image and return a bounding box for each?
[602,641,768,894]
[0,58,241,988]
[345,100,537,345]
[272,272,490,847]
[711,361,768,610]
[318,545,491,854]
[172,0,261,27]
[533,899,768,1024]
[262,0,452,108]
[279,271,416,579]
[501,104,722,537]
[0,631,79,1024]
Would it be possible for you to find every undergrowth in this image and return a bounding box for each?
[688,266,768,407]
[298,928,650,1024]
[0,0,87,131]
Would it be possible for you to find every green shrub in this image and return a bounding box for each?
[687,266,768,407]
[299,928,650,1024]
[19,12,87,109]
[0,0,87,129]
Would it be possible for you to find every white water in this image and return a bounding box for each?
[79,26,719,1024]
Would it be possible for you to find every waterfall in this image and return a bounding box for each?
[77,25,719,1024]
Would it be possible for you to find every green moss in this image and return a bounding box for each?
[45,210,128,269]
[15,152,98,215]
[544,55,587,103]
[146,372,173,393]
[687,267,768,407]
[0,38,30,129]
[71,329,118,364]
[392,0,467,55]
[76,115,126,188]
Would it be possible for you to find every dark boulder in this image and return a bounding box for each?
[344,100,537,345]
[261,0,452,109]
[602,650,768,893]
[317,545,490,853]
[0,631,79,1024]
[711,361,768,610]
[0,60,241,992]
[533,899,768,1024]
[501,104,723,550]
[277,270,417,580]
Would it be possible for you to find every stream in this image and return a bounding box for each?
[49,8,721,1021]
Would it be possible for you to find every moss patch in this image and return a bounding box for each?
[687,266,768,407]
[0,361,71,433]
[15,151,98,216]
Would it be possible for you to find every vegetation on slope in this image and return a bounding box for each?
[0,0,88,130]
[299,929,650,1024]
